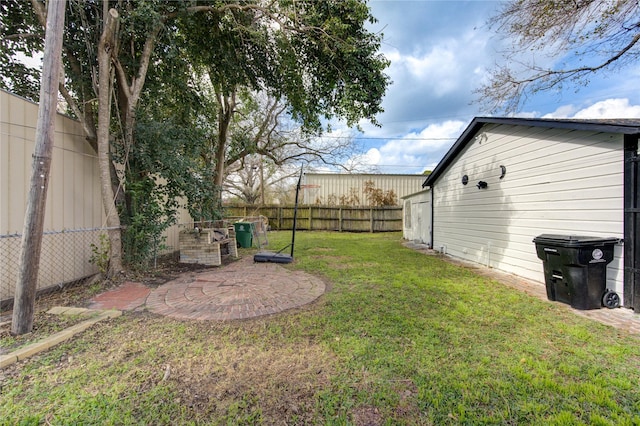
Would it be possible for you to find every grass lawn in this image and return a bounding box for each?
[1,231,639,425]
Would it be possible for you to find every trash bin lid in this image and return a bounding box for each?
[533,234,620,247]
[234,222,254,231]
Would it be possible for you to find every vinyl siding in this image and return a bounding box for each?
[432,123,625,302]
[402,189,431,244]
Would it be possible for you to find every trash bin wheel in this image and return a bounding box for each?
[602,290,620,309]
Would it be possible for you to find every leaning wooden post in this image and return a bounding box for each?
[12,0,66,335]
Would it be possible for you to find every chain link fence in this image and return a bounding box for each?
[0,227,117,305]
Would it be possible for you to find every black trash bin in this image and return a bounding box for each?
[533,234,620,310]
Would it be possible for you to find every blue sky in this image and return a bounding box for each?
[327,0,640,175]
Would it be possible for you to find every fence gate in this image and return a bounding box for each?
[624,135,640,311]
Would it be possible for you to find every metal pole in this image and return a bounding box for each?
[290,167,303,257]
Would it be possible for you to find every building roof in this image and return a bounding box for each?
[305,172,425,177]
[422,117,640,188]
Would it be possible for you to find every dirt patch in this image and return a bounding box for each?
[0,310,91,355]
[392,379,420,419]
[352,406,383,426]
[133,261,219,287]
[171,339,334,422]
[14,312,340,424]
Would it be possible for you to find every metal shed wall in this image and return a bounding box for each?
[1,91,103,234]
[0,90,190,301]
[302,173,425,206]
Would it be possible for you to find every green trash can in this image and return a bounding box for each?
[234,222,253,248]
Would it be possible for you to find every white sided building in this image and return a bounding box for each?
[408,117,640,311]
[401,188,431,245]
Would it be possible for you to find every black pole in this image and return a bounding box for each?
[290,167,303,257]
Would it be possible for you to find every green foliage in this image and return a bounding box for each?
[131,117,223,223]
[274,0,391,132]
[89,233,110,274]
[118,118,226,268]
[3,0,390,273]
[167,0,391,133]
[120,178,172,270]
[0,0,43,101]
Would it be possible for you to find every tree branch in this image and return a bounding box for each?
[518,32,640,85]
[29,0,47,27]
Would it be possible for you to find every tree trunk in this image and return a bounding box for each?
[214,91,236,191]
[12,0,66,335]
[97,8,123,277]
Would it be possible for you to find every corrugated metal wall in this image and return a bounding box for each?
[0,90,189,301]
[302,173,426,206]
[1,90,103,233]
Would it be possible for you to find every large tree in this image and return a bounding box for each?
[175,1,389,196]
[477,0,640,113]
[1,0,389,274]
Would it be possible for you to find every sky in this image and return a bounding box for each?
[326,0,640,175]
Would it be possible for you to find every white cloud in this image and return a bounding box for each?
[363,147,381,164]
[380,120,465,155]
[572,99,640,118]
[542,98,640,119]
[540,105,577,118]
[14,52,43,69]
[403,47,459,96]
[348,120,466,174]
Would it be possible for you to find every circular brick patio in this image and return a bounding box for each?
[145,257,325,320]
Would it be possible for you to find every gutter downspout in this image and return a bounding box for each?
[429,186,434,249]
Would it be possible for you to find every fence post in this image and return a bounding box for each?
[339,207,342,232]
[370,207,374,233]
[309,206,312,230]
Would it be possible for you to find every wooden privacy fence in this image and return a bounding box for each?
[224,205,402,232]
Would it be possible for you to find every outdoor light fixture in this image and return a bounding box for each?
[462,175,469,185]
[477,181,488,189]
[499,165,506,179]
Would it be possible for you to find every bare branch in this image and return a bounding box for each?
[478,0,640,113]
[1,32,42,41]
